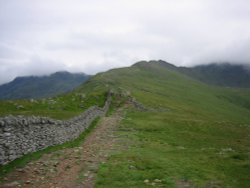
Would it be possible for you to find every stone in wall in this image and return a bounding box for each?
[0,95,111,165]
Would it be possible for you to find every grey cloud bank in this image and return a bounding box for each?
[0,0,250,84]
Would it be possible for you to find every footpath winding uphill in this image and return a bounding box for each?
[1,109,125,188]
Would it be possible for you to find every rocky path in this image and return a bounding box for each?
[1,109,124,188]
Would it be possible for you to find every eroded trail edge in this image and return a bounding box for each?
[1,108,124,188]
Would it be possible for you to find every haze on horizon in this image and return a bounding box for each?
[0,0,250,84]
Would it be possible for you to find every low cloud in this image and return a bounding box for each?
[0,0,250,84]
[0,56,67,84]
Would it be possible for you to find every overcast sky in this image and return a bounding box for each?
[0,0,250,84]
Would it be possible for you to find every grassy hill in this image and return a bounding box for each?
[88,61,250,122]
[0,77,107,119]
[134,60,250,88]
[88,61,250,188]
[1,61,250,187]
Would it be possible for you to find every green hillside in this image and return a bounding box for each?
[89,61,250,188]
[89,61,250,123]
[0,79,107,119]
[1,61,250,187]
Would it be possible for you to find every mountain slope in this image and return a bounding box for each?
[135,60,250,88]
[80,60,250,122]
[180,63,250,88]
[80,61,250,188]
[0,71,90,100]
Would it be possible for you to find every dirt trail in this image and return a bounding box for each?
[1,109,124,188]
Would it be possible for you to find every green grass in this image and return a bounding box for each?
[93,62,250,188]
[0,87,108,120]
[96,111,250,188]
[0,117,100,180]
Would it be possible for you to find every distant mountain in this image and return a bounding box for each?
[0,71,90,100]
[179,63,250,88]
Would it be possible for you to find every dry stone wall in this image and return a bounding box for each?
[0,96,111,165]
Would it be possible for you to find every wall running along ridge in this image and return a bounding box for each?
[0,95,111,165]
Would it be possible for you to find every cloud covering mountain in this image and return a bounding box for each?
[0,0,250,84]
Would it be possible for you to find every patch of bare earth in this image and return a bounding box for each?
[1,108,124,188]
[176,179,193,188]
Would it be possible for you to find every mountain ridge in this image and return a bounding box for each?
[0,71,90,100]
[1,60,250,100]
[133,60,250,88]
